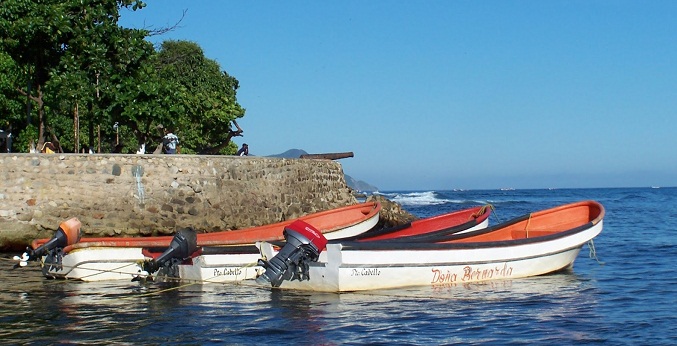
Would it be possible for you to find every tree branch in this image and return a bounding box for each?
[147,9,187,36]
[199,122,243,155]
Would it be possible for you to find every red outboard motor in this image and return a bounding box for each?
[14,218,82,268]
[256,220,328,287]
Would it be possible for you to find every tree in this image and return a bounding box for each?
[0,52,23,151]
[154,40,245,154]
[0,2,246,154]
[0,0,148,151]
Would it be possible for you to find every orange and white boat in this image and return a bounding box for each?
[175,204,492,283]
[21,201,381,281]
[255,200,604,292]
[19,203,494,283]
[32,201,382,251]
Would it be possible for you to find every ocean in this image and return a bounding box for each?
[1,187,676,345]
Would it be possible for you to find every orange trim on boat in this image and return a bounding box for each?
[445,200,605,243]
[359,204,491,241]
[31,201,381,252]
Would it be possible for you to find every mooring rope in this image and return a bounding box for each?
[487,203,503,225]
[1,255,263,292]
[47,260,143,282]
[524,213,533,238]
[587,239,604,265]
[1,255,596,302]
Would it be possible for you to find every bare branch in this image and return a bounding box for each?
[148,9,187,36]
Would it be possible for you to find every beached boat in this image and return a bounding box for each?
[22,201,381,281]
[254,200,604,292]
[176,205,492,283]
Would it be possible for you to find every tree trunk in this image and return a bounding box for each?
[199,121,243,155]
[36,84,46,149]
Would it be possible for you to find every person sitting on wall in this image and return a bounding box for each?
[237,143,249,156]
[163,129,179,154]
[40,142,56,154]
[0,129,11,153]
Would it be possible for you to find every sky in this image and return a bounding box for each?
[119,1,677,191]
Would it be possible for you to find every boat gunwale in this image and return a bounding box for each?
[197,201,603,252]
[336,200,604,250]
[34,201,381,252]
[340,205,491,242]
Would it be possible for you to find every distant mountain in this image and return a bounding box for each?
[267,149,308,158]
[344,174,379,192]
[267,149,378,192]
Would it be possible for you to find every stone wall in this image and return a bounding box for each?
[0,153,357,250]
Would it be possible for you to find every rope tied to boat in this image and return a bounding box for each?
[587,239,604,265]
[524,213,533,238]
[2,255,262,290]
[471,204,495,219]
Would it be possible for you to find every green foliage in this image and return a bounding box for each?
[155,40,245,154]
[0,0,149,150]
[0,51,23,126]
[12,124,38,153]
[0,0,245,154]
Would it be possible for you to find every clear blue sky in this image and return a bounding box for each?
[119,1,677,191]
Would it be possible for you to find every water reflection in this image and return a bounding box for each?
[0,256,603,344]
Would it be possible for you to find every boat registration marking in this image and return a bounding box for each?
[350,268,381,277]
[432,263,514,284]
[213,268,243,276]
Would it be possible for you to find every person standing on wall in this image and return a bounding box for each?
[163,129,179,154]
[237,143,249,156]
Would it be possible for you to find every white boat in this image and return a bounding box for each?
[176,205,492,284]
[30,204,492,282]
[28,202,382,281]
[255,200,605,292]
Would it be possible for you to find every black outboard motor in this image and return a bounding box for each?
[143,227,198,275]
[13,218,82,268]
[256,220,328,287]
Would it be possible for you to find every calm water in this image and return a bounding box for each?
[1,187,676,345]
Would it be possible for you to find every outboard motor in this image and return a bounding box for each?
[13,218,82,268]
[142,227,198,276]
[256,220,328,287]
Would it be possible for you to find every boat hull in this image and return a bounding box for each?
[179,253,263,283]
[175,215,491,283]
[43,202,381,281]
[261,222,602,292]
[51,247,146,281]
[45,204,491,282]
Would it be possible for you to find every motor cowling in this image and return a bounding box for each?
[14,218,82,268]
[143,227,198,275]
[256,220,328,287]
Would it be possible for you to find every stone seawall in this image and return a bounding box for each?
[0,154,357,250]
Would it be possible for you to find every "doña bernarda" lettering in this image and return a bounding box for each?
[431,264,513,284]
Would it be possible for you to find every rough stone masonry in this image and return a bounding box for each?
[0,153,358,251]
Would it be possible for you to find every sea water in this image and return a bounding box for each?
[1,187,676,345]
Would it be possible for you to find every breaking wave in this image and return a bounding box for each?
[377,191,465,206]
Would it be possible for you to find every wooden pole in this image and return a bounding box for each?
[74,102,79,153]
